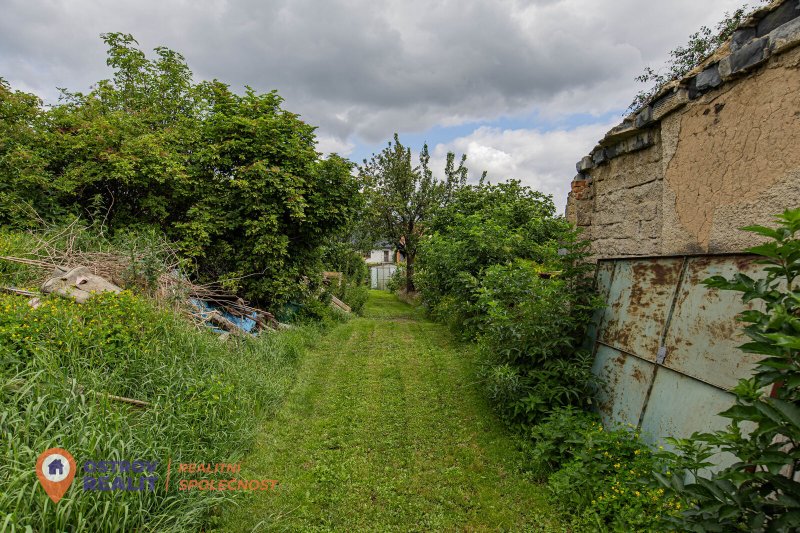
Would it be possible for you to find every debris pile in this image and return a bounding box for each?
[0,223,278,336]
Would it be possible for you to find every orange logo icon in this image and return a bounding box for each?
[36,447,76,503]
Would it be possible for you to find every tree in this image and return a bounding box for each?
[0,34,363,309]
[0,78,50,225]
[359,134,471,292]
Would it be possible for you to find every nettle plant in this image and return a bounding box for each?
[660,209,800,532]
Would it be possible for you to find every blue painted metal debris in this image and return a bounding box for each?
[189,298,259,335]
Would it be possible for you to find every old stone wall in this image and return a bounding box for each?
[566,0,800,259]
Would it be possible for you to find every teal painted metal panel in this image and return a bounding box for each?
[593,344,655,428]
[662,255,764,391]
[591,253,761,462]
[598,257,683,362]
[639,366,745,472]
[585,261,615,349]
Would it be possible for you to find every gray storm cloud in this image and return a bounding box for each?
[0,0,753,143]
[0,0,756,209]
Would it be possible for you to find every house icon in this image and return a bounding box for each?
[48,458,64,476]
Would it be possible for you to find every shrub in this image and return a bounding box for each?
[522,409,685,531]
[386,265,406,293]
[338,283,369,314]
[475,260,602,424]
[416,180,568,337]
[320,241,370,314]
[416,180,602,424]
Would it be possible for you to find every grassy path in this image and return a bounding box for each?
[220,291,560,532]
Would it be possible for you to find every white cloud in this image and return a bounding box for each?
[431,120,618,213]
[315,134,355,157]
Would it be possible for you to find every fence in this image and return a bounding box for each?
[588,254,763,466]
[370,264,397,290]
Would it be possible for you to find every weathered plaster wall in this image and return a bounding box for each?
[567,0,800,260]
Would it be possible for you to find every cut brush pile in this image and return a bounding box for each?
[0,220,279,336]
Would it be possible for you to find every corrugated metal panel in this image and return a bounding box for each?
[593,344,655,428]
[598,257,683,361]
[661,256,763,391]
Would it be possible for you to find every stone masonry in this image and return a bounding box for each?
[566,0,800,260]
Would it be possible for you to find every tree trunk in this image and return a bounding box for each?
[405,253,415,292]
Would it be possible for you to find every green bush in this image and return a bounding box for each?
[417,180,601,424]
[521,408,684,531]
[0,34,362,309]
[417,181,569,338]
[0,290,316,531]
[475,260,601,424]
[338,284,369,314]
[386,265,406,293]
[320,241,370,314]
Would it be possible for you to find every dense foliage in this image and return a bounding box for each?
[0,33,361,309]
[656,209,800,532]
[359,134,473,291]
[416,181,601,424]
[320,240,370,314]
[519,408,685,531]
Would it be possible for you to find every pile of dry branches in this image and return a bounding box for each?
[0,220,277,334]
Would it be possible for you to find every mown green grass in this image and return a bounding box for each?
[0,290,317,532]
[219,290,564,531]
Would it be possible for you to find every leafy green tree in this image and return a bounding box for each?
[0,33,362,309]
[359,134,470,292]
[0,78,50,225]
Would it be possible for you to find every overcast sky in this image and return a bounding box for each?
[0,0,757,211]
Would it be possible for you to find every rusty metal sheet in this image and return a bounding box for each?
[595,260,616,303]
[662,255,764,391]
[638,366,746,472]
[585,261,616,349]
[599,257,684,361]
[592,344,655,428]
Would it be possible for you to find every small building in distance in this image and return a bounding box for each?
[364,242,396,265]
[364,242,401,290]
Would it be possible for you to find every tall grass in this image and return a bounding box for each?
[0,232,318,531]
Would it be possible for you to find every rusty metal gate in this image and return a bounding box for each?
[589,254,763,464]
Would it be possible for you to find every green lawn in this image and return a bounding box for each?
[219,291,562,532]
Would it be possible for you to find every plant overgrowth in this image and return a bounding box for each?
[0,33,362,310]
[654,208,800,532]
[416,180,602,425]
[0,287,318,532]
[628,1,766,113]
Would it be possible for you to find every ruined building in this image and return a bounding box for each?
[567,0,800,462]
